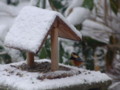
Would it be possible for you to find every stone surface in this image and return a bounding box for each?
[0,80,111,90]
[0,60,112,90]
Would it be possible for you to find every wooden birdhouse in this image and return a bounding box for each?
[4,6,82,71]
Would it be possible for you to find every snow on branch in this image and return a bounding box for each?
[83,19,113,33]
[81,19,114,43]
[0,24,9,42]
[64,0,83,16]
[0,2,18,17]
[66,7,90,25]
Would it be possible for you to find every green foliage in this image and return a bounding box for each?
[59,41,64,63]
[0,46,11,64]
[82,0,94,10]
[0,46,4,52]
[39,38,51,59]
[83,37,107,48]
[110,0,119,15]
[0,54,11,64]
[42,0,46,9]
[7,0,19,6]
[75,24,83,31]
[84,47,94,70]
[49,0,68,13]
[49,0,64,9]
[36,0,41,7]
[39,47,48,58]
[21,51,26,60]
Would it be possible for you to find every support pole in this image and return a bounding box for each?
[51,28,59,71]
[27,52,34,68]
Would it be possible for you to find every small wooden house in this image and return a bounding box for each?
[4,6,82,71]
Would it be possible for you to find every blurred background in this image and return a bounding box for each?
[0,0,120,89]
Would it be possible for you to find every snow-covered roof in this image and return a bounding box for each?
[0,59,111,90]
[4,6,82,53]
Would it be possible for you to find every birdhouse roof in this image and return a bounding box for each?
[4,6,82,54]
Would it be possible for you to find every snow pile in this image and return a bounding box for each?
[67,7,90,25]
[65,0,83,16]
[0,2,18,17]
[30,0,40,6]
[81,19,113,43]
[83,20,112,33]
[6,48,24,62]
[4,6,82,53]
[0,59,111,90]
[0,24,8,41]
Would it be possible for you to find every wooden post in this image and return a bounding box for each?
[27,52,34,68]
[51,28,59,71]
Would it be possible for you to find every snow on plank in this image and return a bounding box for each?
[4,6,82,54]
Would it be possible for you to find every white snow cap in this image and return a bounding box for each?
[81,19,113,43]
[67,7,90,25]
[64,0,84,16]
[0,24,8,41]
[0,2,18,17]
[4,6,82,53]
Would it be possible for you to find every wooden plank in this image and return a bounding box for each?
[51,27,59,71]
[58,17,81,41]
[27,52,34,68]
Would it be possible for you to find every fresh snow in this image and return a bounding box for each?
[0,2,18,17]
[64,0,83,16]
[30,0,40,6]
[81,19,113,43]
[0,59,111,90]
[4,6,82,53]
[67,7,90,25]
[83,20,113,33]
[0,24,8,41]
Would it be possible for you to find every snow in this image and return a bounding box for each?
[109,82,120,90]
[30,0,39,6]
[64,0,83,16]
[6,48,24,62]
[4,6,82,53]
[83,20,113,33]
[81,19,113,43]
[0,24,9,41]
[0,59,111,90]
[81,29,110,44]
[67,7,90,25]
[0,14,14,28]
[0,2,18,17]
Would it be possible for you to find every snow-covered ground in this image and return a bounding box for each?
[0,59,111,90]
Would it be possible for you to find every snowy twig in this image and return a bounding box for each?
[0,2,18,17]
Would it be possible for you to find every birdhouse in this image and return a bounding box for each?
[4,6,82,71]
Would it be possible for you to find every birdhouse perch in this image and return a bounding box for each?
[4,6,82,71]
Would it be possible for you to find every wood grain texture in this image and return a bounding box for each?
[27,52,34,68]
[51,27,59,71]
[57,17,81,41]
